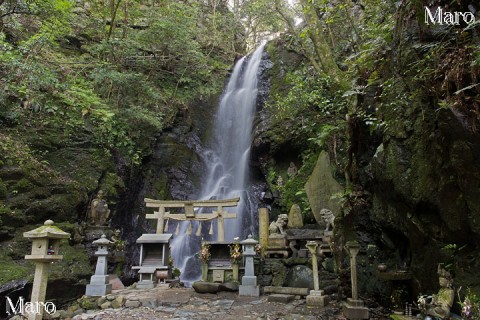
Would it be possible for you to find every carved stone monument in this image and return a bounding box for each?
[239,235,260,297]
[85,234,113,296]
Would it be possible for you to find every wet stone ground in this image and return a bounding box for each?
[62,286,353,320]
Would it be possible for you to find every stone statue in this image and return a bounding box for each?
[89,190,111,226]
[277,175,284,187]
[111,229,125,251]
[418,264,454,319]
[319,208,335,231]
[269,214,288,235]
[287,162,298,178]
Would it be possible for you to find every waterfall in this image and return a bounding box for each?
[170,43,266,283]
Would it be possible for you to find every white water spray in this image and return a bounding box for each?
[170,43,266,283]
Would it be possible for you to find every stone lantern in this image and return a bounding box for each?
[239,234,259,296]
[343,240,369,319]
[24,220,70,320]
[86,234,113,296]
[306,241,329,308]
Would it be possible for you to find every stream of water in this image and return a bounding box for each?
[170,43,266,283]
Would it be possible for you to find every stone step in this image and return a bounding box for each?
[264,286,310,296]
[267,294,295,303]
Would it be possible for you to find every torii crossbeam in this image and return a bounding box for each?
[144,197,240,242]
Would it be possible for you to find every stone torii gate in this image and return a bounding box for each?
[144,197,240,242]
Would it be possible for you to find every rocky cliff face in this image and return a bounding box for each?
[252,37,480,299]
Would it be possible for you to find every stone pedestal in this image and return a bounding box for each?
[307,290,330,308]
[342,298,369,319]
[136,267,156,289]
[268,234,287,247]
[86,275,112,296]
[239,276,260,296]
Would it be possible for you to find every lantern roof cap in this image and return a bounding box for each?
[23,220,70,239]
[93,234,114,246]
[241,234,258,245]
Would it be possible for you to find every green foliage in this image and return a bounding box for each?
[266,153,318,215]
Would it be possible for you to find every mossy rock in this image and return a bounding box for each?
[0,180,7,199]
[0,249,31,284]
[78,296,98,310]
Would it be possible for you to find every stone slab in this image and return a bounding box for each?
[85,284,112,297]
[90,275,109,285]
[136,280,155,289]
[310,290,325,296]
[306,294,329,308]
[264,286,310,296]
[347,298,365,307]
[268,236,287,247]
[343,301,369,319]
[239,285,260,297]
[267,294,295,303]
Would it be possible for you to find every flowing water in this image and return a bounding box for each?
[170,43,266,282]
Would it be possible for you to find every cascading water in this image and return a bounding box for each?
[170,43,266,283]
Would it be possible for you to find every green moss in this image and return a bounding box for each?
[0,255,31,285]
[0,206,26,229]
[0,180,6,199]
[49,241,91,281]
[13,178,34,192]
[0,239,31,285]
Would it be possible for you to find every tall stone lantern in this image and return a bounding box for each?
[239,235,260,296]
[343,240,369,319]
[24,220,70,320]
[86,234,113,296]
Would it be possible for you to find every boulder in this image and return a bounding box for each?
[192,281,221,294]
[286,265,314,290]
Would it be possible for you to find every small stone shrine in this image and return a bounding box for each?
[202,240,242,283]
[343,241,369,319]
[24,220,70,320]
[132,233,172,289]
[239,235,260,296]
[86,234,114,296]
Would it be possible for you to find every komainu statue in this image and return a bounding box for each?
[319,208,335,231]
[269,214,288,235]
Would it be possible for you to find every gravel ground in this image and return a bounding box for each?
[69,287,390,320]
